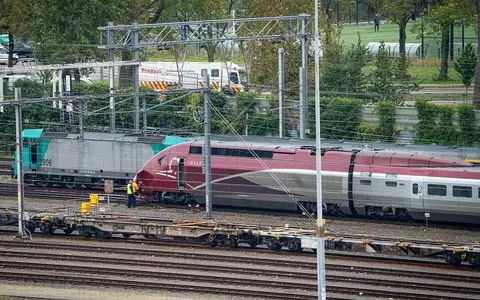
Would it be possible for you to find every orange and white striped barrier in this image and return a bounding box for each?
[230,86,241,93]
[139,81,176,91]
[199,81,220,90]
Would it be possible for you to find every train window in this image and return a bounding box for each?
[189,146,202,154]
[211,69,220,77]
[453,186,472,198]
[202,147,273,159]
[427,184,447,196]
[385,181,397,187]
[201,69,208,77]
[158,157,167,166]
[212,148,226,156]
[360,172,372,177]
[259,151,273,158]
[360,180,371,185]
[413,183,418,194]
[229,149,239,156]
[478,188,480,198]
[237,149,248,157]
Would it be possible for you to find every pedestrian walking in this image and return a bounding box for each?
[126,180,135,208]
[374,14,380,32]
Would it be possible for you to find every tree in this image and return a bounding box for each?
[368,42,418,104]
[0,0,32,66]
[416,0,474,81]
[473,0,480,108]
[322,34,367,95]
[28,0,128,64]
[366,0,425,78]
[172,0,238,62]
[186,91,229,133]
[454,43,477,93]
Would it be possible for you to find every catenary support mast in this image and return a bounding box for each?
[278,48,284,138]
[14,88,24,237]
[203,74,212,219]
[314,1,326,299]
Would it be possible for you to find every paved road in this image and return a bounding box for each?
[411,88,471,94]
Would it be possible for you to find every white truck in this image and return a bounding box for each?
[139,61,246,94]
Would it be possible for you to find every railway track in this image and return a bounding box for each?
[0,182,125,202]
[0,157,12,176]
[0,238,478,299]
[0,229,475,269]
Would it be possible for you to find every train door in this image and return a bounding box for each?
[30,140,38,167]
[409,174,425,219]
[177,158,185,190]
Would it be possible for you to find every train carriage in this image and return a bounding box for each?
[135,140,480,224]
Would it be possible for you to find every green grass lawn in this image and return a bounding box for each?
[341,22,476,85]
[341,22,477,58]
[408,64,461,85]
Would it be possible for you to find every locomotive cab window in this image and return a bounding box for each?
[201,69,208,77]
[229,72,239,84]
[158,157,167,166]
[427,184,447,196]
[453,186,472,198]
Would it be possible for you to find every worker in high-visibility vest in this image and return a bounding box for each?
[126,180,135,208]
[132,180,139,195]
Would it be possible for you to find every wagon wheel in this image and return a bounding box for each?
[267,239,282,252]
[78,227,91,238]
[40,222,54,235]
[97,230,112,239]
[249,240,258,248]
[207,234,218,247]
[64,177,75,189]
[63,227,74,235]
[229,236,238,248]
[273,243,282,251]
[122,233,132,239]
[39,175,51,188]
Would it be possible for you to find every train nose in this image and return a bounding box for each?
[135,170,145,181]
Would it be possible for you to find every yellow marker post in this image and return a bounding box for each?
[90,194,99,207]
[81,202,90,214]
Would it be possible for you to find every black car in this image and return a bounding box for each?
[13,43,32,58]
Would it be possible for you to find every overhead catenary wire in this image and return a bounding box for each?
[209,100,317,224]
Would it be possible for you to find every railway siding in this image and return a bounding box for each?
[0,236,478,300]
[12,212,480,267]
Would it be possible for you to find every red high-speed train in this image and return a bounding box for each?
[134,140,480,223]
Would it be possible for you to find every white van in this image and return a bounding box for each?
[140,61,246,93]
[0,46,19,65]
